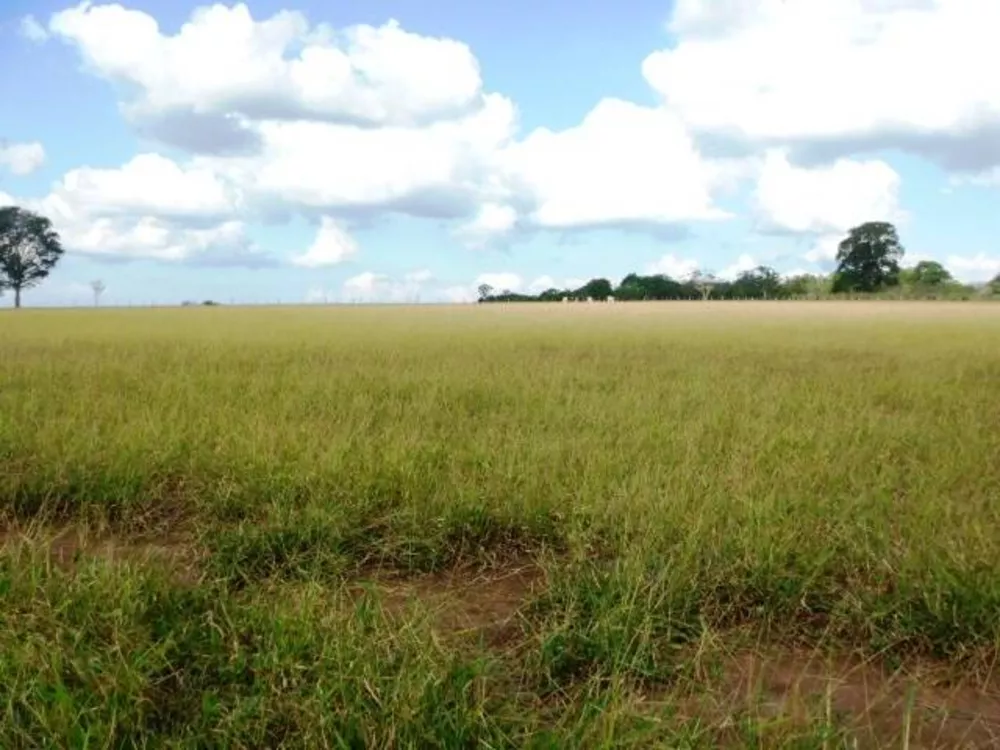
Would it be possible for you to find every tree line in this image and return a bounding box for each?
[2,209,998,309]
[479,222,1000,303]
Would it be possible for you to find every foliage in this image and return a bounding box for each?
[0,206,64,308]
[578,277,613,300]
[987,274,1000,297]
[613,273,697,301]
[904,260,953,287]
[781,273,832,299]
[730,266,784,299]
[830,221,904,294]
[476,221,995,305]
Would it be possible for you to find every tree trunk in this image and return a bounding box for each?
[14,287,21,309]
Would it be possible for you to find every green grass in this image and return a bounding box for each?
[1,301,999,747]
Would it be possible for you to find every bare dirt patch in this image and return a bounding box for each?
[668,647,1000,748]
[0,525,200,581]
[352,558,545,648]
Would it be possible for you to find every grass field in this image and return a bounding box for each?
[2,301,1000,748]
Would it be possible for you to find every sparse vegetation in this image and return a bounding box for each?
[2,302,1000,747]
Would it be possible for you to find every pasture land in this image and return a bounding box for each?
[1,301,1000,747]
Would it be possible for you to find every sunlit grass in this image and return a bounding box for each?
[1,301,999,746]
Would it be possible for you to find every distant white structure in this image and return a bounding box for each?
[606,296,615,303]
[587,296,594,303]
[90,280,106,307]
[562,296,569,304]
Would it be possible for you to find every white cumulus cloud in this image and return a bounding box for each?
[803,235,844,264]
[29,1,749,256]
[754,150,903,235]
[23,0,998,274]
[200,93,516,220]
[455,202,519,246]
[49,3,484,146]
[475,272,523,292]
[340,269,437,302]
[59,217,264,265]
[0,141,45,175]
[343,272,388,294]
[717,253,759,280]
[646,254,700,279]
[5,152,265,265]
[42,153,240,221]
[645,0,1000,171]
[945,253,1000,283]
[500,99,734,232]
[292,217,359,267]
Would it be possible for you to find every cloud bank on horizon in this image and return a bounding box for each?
[4,0,1000,304]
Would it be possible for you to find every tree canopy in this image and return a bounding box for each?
[0,206,65,308]
[831,221,904,294]
[905,260,953,287]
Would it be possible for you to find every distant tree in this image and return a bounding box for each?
[615,273,645,301]
[782,273,832,299]
[90,279,106,307]
[477,283,494,302]
[690,270,718,300]
[830,221,904,294]
[614,273,688,301]
[908,260,952,287]
[0,206,65,308]
[987,274,1000,297]
[732,265,783,299]
[578,277,613,300]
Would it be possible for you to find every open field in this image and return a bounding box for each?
[2,301,1000,747]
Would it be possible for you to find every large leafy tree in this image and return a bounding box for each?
[831,221,904,294]
[0,206,64,308]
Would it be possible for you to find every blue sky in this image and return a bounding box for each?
[1,0,999,306]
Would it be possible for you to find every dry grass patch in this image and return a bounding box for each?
[0,524,201,582]
[353,557,546,648]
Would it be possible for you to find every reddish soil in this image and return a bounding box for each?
[352,559,545,648]
[667,647,1000,748]
[5,528,998,746]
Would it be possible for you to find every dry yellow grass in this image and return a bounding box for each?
[1,301,999,747]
